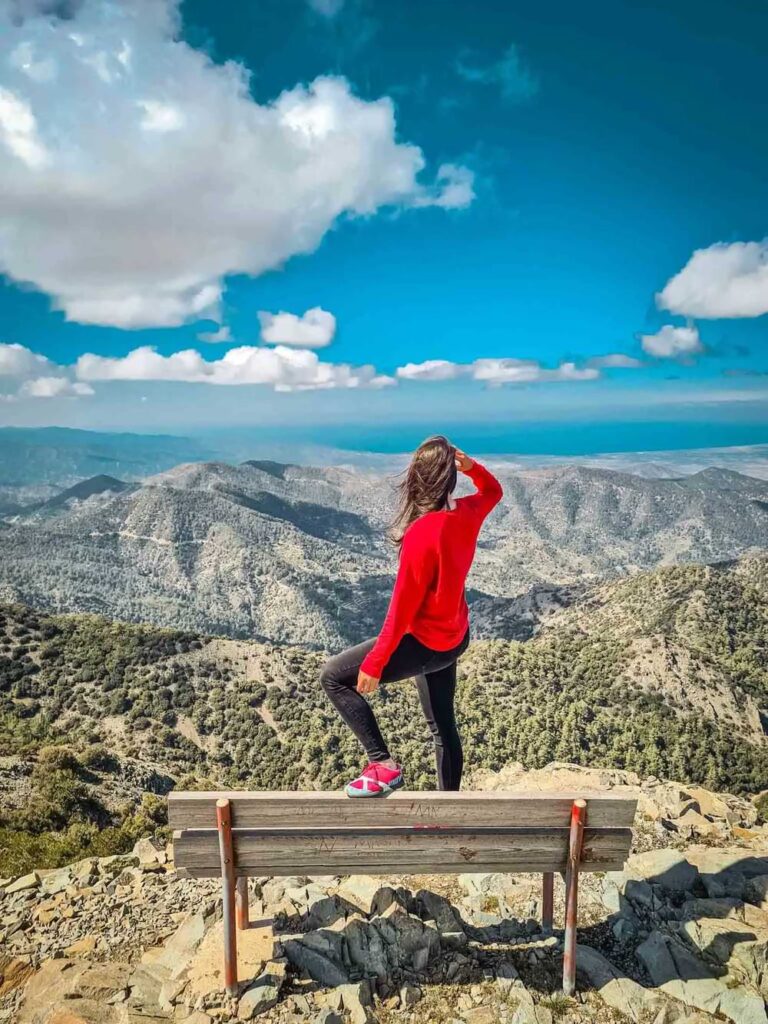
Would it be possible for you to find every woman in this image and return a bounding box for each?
[320,435,503,797]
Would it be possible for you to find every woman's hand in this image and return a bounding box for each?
[356,670,380,695]
[455,449,475,473]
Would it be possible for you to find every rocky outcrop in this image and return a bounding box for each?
[3,765,768,1023]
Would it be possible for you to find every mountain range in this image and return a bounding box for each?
[0,458,766,647]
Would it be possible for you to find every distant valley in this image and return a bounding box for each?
[0,455,767,648]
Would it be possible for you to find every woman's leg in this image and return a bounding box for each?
[320,634,429,763]
[415,661,463,790]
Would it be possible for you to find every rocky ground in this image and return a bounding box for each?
[2,764,768,1024]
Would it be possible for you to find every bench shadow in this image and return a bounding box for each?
[237,853,768,1005]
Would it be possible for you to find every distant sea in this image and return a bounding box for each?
[202,420,768,458]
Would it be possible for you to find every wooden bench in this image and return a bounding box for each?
[169,790,637,999]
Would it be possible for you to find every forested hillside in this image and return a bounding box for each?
[1,553,766,875]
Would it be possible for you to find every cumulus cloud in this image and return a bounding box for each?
[658,241,768,319]
[397,357,599,386]
[456,44,539,102]
[0,340,52,376]
[0,0,473,329]
[0,342,92,399]
[76,344,394,391]
[640,325,703,359]
[197,325,231,344]
[258,307,336,348]
[19,375,94,397]
[411,164,475,210]
[587,353,644,368]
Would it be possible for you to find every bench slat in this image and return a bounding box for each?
[169,790,638,830]
[173,826,632,877]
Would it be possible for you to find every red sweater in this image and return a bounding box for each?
[360,462,503,678]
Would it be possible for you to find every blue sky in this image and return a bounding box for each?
[0,0,767,451]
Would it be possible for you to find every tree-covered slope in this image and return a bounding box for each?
[0,554,766,873]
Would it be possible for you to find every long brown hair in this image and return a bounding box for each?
[389,434,457,545]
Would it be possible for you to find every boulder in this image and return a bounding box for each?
[623,850,699,892]
[679,896,768,930]
[40,866,74,896]
[371,904,440,969]
[69,962,132,1001]
[186,921,274,998]
[238,960,286,1019]
[344,916,389,978]
[685,847,768,899]
[745,875,768,912]
[334,876,389,916]
[16,959,133,1024]
[338,981,375,1024]
[133,837,166,872]
[677,915,768,998]
[0,953,35,997]
[281,934,349,987]
[5,871,40,894]
[142,911,208,979]
[416,889,466,947]
[637,930,767,1024]
[65,936,98,957]
[575,944,685,1022]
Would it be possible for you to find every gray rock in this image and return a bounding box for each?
[677,915,768,998]
[400,983,421,1007]
[623,850,699,892]
[41,866,74,896]
[685,847,768,899]
[338,981,374,1024]
[334,876,389,916]
[744,874,768,912]
[637,930,767,1024]
[575,944,684,1023]
[495,961,553,1023]
[5,872,40,894]
[344,917,389,978]
[238,961,285,1019]
[282,938,349,987]
[133,837,166,872]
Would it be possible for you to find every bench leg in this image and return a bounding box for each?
[236,877,250,930]
[562,798,586,998]
[216,798,238,997]
[542,872,554,935]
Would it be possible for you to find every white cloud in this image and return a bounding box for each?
[640,325,703,359]
[19,375,94,397]
[0,342,92,399]
[197,325,231,343]
[411,164,475,210]
[658,241,768,319]
[397,357,599,386]
[0,341,52,376]
[76,344,395,391]
[258,307,336,348]
[588,353,644,368]
[396,359,465,382]
[456,44,539,102]
[0,0,473,329]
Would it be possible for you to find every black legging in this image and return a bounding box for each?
[320,630,469,791]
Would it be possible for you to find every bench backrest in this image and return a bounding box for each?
[170,790,637,878]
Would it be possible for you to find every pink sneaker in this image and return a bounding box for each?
[345,762,404,798]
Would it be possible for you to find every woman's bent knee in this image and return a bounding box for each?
[319,659,337,691]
